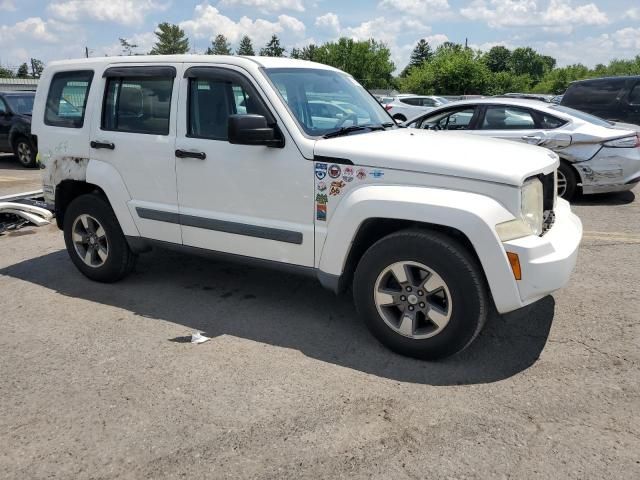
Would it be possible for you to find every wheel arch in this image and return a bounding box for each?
[317,185,524,313]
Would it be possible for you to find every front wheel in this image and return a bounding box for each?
[63,194,136,282]
[353,230,489,360]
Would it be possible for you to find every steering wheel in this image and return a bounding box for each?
[335,113,358,128]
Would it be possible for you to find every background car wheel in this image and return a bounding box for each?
[392,114,407,122]
[557,161,578,200]
[353,229,489,360]
[63,194,136,282]
[13,136,37,168]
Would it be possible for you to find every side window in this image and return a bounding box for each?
[420,98,435,107]
[0,98,6,114]
[481,106,535,130]
[537,113,566,129]
[45,70,94,128]
[629,83,640,105]
[102,75,173,135]
[400,98,419,106]
[419,107,476,130]
[188,74,269,141]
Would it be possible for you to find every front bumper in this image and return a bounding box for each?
[502,198,582,307]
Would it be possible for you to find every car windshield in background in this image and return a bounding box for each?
[550,105,612,128]
[264,68,392,137]
[5,94,35,114]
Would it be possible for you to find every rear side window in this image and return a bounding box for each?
[564,79,625,106]
[629,83,640,105]
[102,75,174,135]
[400,97,419,106]
[45,70,94,128]
[537,112,566,129]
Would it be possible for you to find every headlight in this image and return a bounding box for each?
[496,177,544,241]
[521,177,543,235]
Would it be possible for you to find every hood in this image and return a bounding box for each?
[314,128,557,186]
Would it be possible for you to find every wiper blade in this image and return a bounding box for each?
[322,125,369,139]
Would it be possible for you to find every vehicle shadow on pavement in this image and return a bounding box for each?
[572,190,635,206]
[0,248,555,386]
[0,154,23,171]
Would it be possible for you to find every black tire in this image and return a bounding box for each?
[63,194,136,282]
[557,161,578,201]
[13,135,37,168]
[392,114,407,122]
[353,229,489,360]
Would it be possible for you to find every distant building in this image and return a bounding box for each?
[0,78,38,91]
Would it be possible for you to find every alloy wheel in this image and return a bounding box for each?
[374,261,452,339]
[16,141,32,166]
[557,169,568,198]
[72,214,109,268]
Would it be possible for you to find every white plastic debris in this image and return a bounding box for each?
[190,332,211,344]
[0,202,53,227]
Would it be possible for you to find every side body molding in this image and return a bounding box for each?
[319,185,523,313]
[85,159,140,237]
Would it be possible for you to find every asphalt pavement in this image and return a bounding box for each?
[0,163,638,479]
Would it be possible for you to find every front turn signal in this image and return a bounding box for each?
[507,252,522,280]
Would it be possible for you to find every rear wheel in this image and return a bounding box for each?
[63,194,136,282]
[13,136,37,168]
[557,162,578,200]
[353,230,489,360]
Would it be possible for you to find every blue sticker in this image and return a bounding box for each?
[315,163,327,180]
[371,169,384,179]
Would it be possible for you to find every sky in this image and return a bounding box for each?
[0,0,639,73]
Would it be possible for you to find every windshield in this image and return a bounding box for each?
[550,105,613,128]
[5,94,34,114]
[264,68,392,137]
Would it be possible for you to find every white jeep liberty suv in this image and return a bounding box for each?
[32,56,583,359]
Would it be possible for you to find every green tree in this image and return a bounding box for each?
[509,47,545,80]
[236,35,255,55]
[313,38,395,89]
[483,46,511,73]
[206,34,232,55]
[486,71,532,95]
[437,42,463,54]
[400,47,489,95]
[150,22,189,55]
[29,58,44,78]
[0,66,15,78]
[260,35,286,57]
[119,37,138,56]
[17,63,30,78]
[289,47,302,59]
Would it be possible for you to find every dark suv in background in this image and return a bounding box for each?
[0,91,37,168]
[561,76,640,127]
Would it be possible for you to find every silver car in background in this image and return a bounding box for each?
[383,94,450,123]
[405,98,640,199]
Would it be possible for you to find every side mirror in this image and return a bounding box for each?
[228,114,284,148]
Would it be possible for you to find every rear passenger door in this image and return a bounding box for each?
[90,64,182,244]
[474,105,547,145]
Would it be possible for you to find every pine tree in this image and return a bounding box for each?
[17,63,29,78]
[400,39,434,77]
[206,34,232,55]
[119,38,138,56]
[236,35,255,56]
[150,23,189,55]
[260,35,285,57]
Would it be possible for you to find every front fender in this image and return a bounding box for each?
[8,123,31,145]
[319,185,523,313]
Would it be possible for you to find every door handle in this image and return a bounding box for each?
[521,135,543,144]
[175,149,206,160]
[90,141,115,150]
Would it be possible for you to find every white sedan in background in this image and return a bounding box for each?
[383,95,450,123]
[405,98,640,199]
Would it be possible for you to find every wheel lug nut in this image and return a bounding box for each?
[400,295,406,301]
[418,291,423,296]
[419,302,425,308]
[408,306,414,311]
[406,287,412,292]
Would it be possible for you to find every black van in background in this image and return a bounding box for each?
[561,76,640,126]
